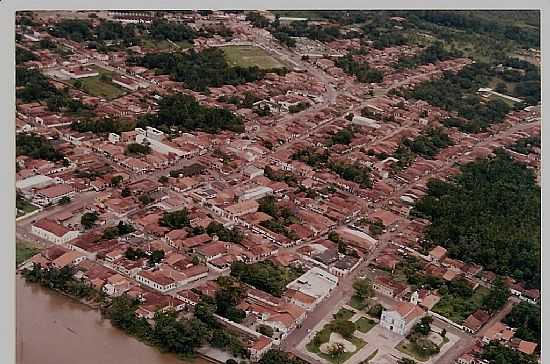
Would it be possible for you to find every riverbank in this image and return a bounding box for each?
[17,276,209,364]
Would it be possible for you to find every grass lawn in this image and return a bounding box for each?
[432,287,490,324]
[141,38,192,51]
[349,295,368,311]
[16,240,40,265]
[69,65,125,99]
[16,196,39,217]
[396,339,430,362]
[222,45,285,70]
[355,317,376,333]
[334,308,355,321]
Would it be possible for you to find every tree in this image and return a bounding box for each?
[328,343,345,363]
[504,302,540,344]
[125,247,146,260]
[413,316,433,336]
[353,278,374,300]
[159,209,190,229]
[483,277,510,312]
[328,231,340,243]
[138,194,153,205]
[125,143,151,156]
[411,153,540,289]
[440,328,447,338]
[81,212,99,229]
[398,359,417,364]
[329,320,356,338]
[495,82,508,94]
[258,324,274,337]
[121,187,131,197]
[258,350,307,364]
[59,196,71,205]
[368,304,383,318]
[148,250,165,266]
[111,175,123,187]
[159,175,169,184]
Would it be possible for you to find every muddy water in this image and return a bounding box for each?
[16,276,208,364]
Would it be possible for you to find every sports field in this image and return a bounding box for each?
[222,45,285,69]
[69,65,125,99]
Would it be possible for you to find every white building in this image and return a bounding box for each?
[135,270,177,293]
[135,127,184,157]
[286,267,338,305]
[16,174,56,193]
[243,165,264,179]
[60,67,99,79]
[108,133,121,144]
[238,186,273,202]
[112,75,141,91]
[379,301,425,336]
[33,184,76,206]
[31,218,80,245]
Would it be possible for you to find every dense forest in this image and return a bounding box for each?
[71,117,136,134]
[16,67,62,103]
[393,127,454,170]
[16,46,37,65]
[480,341,538,364]
[336,54,384,83]
[128,48,285,92]
[404,63,514,132]
[395,42,459,69]
[230,260,301,297]
[291,148,373,188]
[137,93,244,133]
[503,302,540,345]
[411,151,540,288]
[508,136,540,155]
[400,10,540,50]
[16,133,64,161]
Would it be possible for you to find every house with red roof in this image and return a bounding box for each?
[31,218,79,244]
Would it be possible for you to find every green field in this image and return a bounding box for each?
[70,65,126,99]
[432,287,491,324]
[16,198,38,218]
[16,240,40,265]
[348,296,368,311]
[334,308,355,321]
[396,339,430,362]
[355,317,376,333]
[222,45,285,70]
[141,38,192,52]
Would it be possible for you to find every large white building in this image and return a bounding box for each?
[379,300,425,336]
[135,127,185,157]
[238,186,273,202]
[135,270,177,293]
[286,267,338,305]
[31,218,79,245]
[33,183,76,206]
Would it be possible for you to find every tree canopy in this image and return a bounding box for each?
[16,133,64,161]
[128,48,284,92]
[411,151,540,288]
[137,93,244,134]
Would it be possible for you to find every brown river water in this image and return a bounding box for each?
[16,276,209,364]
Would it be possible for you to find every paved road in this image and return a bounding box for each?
[281,231,394,351]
